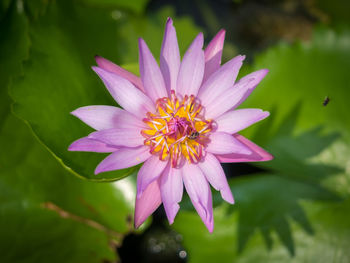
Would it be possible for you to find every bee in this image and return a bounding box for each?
[188,131,200,140]
[323,96,330,106]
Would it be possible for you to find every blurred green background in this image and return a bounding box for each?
[1,0,350,262]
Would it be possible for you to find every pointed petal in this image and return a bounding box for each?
[137,156,168,198]
[198,153,234,204]
[71,105,146,131]
[95,55,144,91]
[215,134,274,163]
[204,29,225,82]
[95,146,151,174]
[198,55,245,108]
[68,137,118,153]
[231,69,269,108]
[160,18,180,93]
[134,179,162,228]
[216,109,270,134]
[88,128,144,148]
[205,69,269,119]
[176,33,205,96]
[182,163,214,232]
[206,132,252,155]
[139,38,168,102]
[92,67,155,118]
[160,165,183,224]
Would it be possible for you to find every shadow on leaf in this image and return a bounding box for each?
[225,102,343,256]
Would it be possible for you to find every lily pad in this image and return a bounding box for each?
[0,0,29,125]
[9,0,139,180]
[1,79,138,262]
[0,112,139,262]
[174,195,350,263]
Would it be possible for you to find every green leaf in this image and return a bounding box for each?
[174,196,350,263]
[81,0,150,14]
[242,28,350,141]
[173,28,350,262]
[0,94,139,263]
[0,0,29,126]
[0,4,143,260]
[9,0,139,181]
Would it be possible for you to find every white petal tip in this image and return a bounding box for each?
[94,165,105,175]
[264,152,274,161]
[206,221,214,233]
[222,192,235,204]
[70,109,79,117]
[91,66,103,75]
[134,219,143,229]
[262,111,270,118]
[225,197,235,205]
[166,204,180,225]
[168,218,175,225]
[68,141,82,152]
[87,131,98,140]
[260,69,269,77]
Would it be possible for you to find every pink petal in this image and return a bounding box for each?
[105,110,147,130]
[88,128,144,148]
[160,165,183,224]
[216,109,270,134]
[198,55,245,108]
[136,156,168,198]
[206,132,252,155]
[95,146,151,174]
[205,69,268,119]
[71,105,146,131]
[92,67,155,118]
[68,137,118,153]
[198,153,234,204]
[176,33,205,96]
[182,163,214,232]
[139,38,168,102]
[160,17,180,93]
[203,29,225,82]
[95,55,144,92]
[134,179,162,228]
[232,69,269,108]
[216,134,273,163]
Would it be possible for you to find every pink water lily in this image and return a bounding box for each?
[69,18,273,232]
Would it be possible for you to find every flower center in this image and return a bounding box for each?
[141,91,213,168]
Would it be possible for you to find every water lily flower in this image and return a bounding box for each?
[69,18,273,232]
